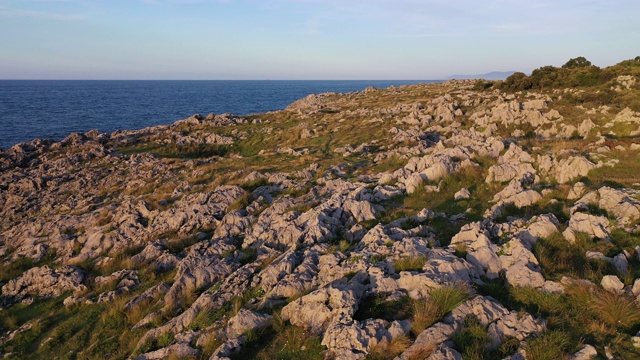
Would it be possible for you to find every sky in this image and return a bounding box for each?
[0,0,638,80]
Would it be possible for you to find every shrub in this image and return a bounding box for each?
[502,72,532,91]
[562,56,592,69]
[454,244,468,259]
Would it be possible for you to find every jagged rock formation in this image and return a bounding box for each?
[1,74,640,359]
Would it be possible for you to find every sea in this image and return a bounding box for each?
[0,80,436,150]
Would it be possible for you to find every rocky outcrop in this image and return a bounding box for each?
[487,173,541,219]
[564,212,611,242]
[552,156,598,184]
[281,279,365,333]
[486,143,536,183]
[1,265,87,299]
[575,187,640,226]
[450,223,502,279]
[400,296,545,359]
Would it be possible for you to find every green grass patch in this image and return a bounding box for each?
[0,297,148,359]
[393,256,427,272]
[533,231,619,282]
[585,149,640,188]
[524,331,572,360]
[119,143,231,159]
[240,177,269,192]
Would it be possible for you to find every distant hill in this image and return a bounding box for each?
[445,71,516,80]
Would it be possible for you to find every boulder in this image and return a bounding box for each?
[567,212,610,241]
[225,309,272,339]
[454,188,471,200]
[600,275,624,293]
[133,343,199,360]
[570,344,598,360]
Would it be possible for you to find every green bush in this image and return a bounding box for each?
[562,56,592,69]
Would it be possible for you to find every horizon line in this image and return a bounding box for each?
[0,78,446,81]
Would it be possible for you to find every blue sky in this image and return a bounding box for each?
[0,0,638,79]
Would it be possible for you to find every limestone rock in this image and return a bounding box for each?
[134,343,200,360]
[446,296,545,345]
[225,309,272,339]
[600,275,624,293]
[568,182,587,200]
[487,174,541,219]
[576,187,640,225]
[1,265,87,298]
[281,280,364,333]
[567,212,610,240]
[450,223,501,279]
[554,156,597,184]
[321,318,388,359]
[399,322,456,360]
[454,188,471,200]
[570,344,598,360]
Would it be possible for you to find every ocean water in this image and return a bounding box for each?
[0,80,435,150]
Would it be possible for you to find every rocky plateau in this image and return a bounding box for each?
[2,60,640,360]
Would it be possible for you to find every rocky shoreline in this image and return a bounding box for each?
[1,70,640,359]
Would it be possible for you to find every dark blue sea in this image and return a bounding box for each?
[0,80,436,150]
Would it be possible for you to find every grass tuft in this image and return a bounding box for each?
[589,288,640,330]
[367,335,412,360]
[411,283,472,335]
[393,255,427,272]
[524,331,571,360]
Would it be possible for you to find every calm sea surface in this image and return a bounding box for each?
[0,80,436,150]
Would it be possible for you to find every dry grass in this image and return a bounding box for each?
[411,300,441,335]
[199,334,224,357]
[227,191,252,211]
[405,343,437,360]
[589,288,640,329]
[125,303,151,325]
[367,335,413,360]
